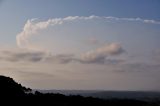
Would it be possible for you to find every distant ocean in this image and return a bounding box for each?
[37,90,160,100]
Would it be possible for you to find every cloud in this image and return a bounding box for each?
[0,43,125,64]
[88,38,99,44]
[0,49,45,62]
[152,49,160,62]
[45,44,125,64]
[45,54,74,64]
[15,70,55,78]
[16,15,98,49]
[78,43,125,64]
[115,62,160,73]
[0,49,74,64]
[16,15,160,50]
[105,17,160,24]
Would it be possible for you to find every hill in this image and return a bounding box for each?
[0,75,159,106]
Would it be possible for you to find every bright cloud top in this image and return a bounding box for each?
[16,15,160,50]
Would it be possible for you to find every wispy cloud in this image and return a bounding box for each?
[105,16,160,24]
[0,49,45,62]
[16,15,160,50]
[15,70,55,78]
[114,62,160,73]
[45,54,74,64]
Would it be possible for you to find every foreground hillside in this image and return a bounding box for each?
[0,75,159,106]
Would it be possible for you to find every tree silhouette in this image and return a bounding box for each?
[0,75,159,106]
[0,75,30,96]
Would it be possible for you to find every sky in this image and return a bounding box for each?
[0,0,160,91]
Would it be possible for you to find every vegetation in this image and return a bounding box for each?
[0,75,159,106]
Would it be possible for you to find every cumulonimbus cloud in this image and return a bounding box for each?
[16,15,160,49]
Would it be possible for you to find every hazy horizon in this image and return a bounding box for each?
[0,0,160,91]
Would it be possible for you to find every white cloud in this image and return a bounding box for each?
[16,18,63,49]
[79,43,125,64]
[16,15,160,50]
[16,15,99,49]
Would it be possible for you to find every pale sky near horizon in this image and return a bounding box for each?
[0,0,160,91]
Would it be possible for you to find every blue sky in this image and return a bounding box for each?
[0,0,160,91]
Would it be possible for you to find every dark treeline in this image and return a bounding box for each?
[0,75,159,106]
